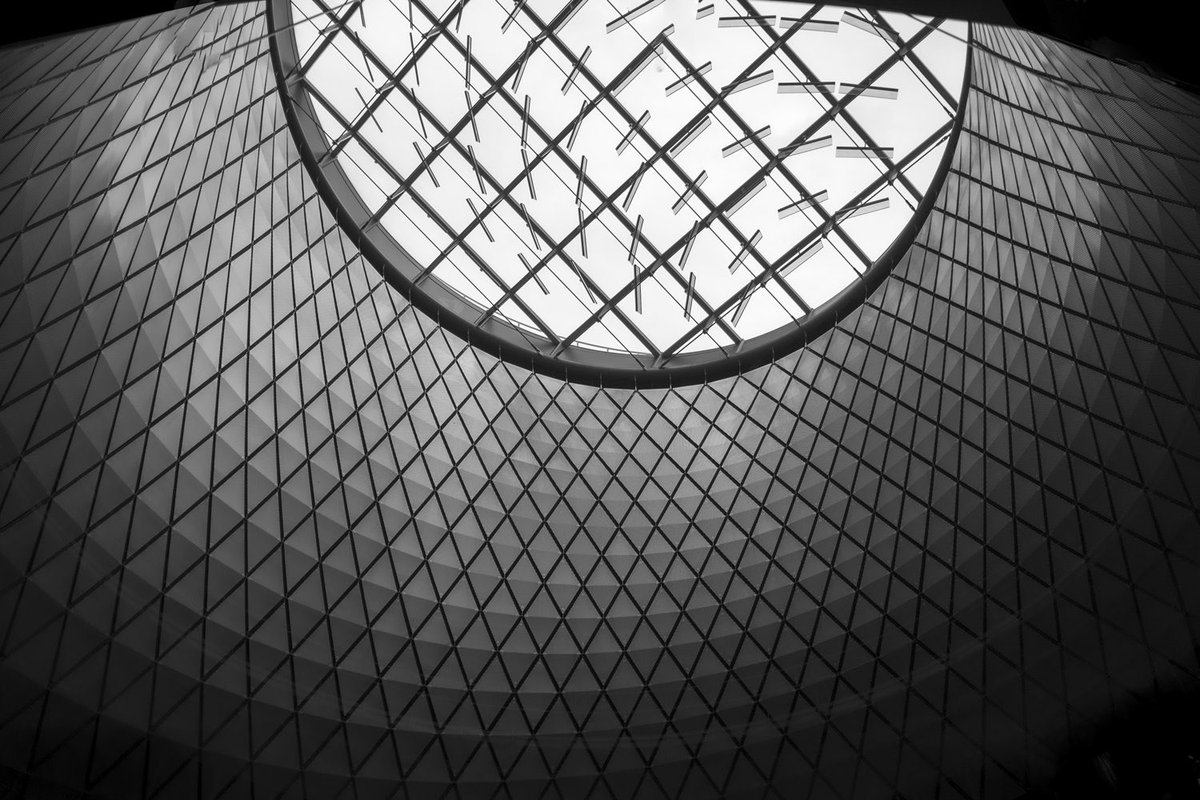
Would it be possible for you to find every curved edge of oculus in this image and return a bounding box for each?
[267,1,974,389]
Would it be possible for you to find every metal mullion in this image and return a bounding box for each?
[338,0,585,232]
[334,0,586,253]
[405,22,649,284]
[463,116,706,344]
[27,38,241,402]
[395,0,657,251]
[300,83,563,344]
[9,221,352,590]
[311,0,466,162]
[0,40,257,240]
[530,181,709,357]
[736,0,924,203]
[511,6,779,348]
[291,0,366,78]
[432,433,601,713]
[523,3,796,304]
[287,0,941,364]
[667,16,941,255]
[660,117,955,360]
[663,37,874,269]
[546,208,737,359]
[426,179,657,359]
[971,35,1200,117]
[302,81,579,347]
[490,215,664,359]
[4,28,238,714]
[3,122,291,366]
[388,3,671,356]
[528,520,729,763]
[212,2,349,61]
[655,40,849,319]
[865,10,958,112]
[662,394,918,680]
[504,18,821,351]
[345,0,743,351]
[461,83,691,353]
[645,20,945,351]
[1,77,272,234]
[0,106,280,320]
[354,34,546,234]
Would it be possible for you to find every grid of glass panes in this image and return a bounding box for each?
[284,0,967,361]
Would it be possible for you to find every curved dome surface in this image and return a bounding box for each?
[0,4,1199,800]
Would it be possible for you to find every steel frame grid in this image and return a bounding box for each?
[268,0,971,387]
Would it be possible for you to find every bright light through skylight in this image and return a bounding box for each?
[282,0,967,363]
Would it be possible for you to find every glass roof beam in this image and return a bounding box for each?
[658,37,857,309]
[389,23,679,356]
[290,0,366,79]
[733,0,928,204]
[541,14,950,359]
[272,0,971,375]
[309,0,471,164]
[368,0,629,244]
[424,19,742,351]
[659,15,944,271]
[297,81,565,345]
[511,3,825,295]
[312,0,637,348]
[323,19,673,357]
[658,116,954,361]
[663,41,867,270]
[514,4,826,351]
[864,10,959,111]
[356,15,572,234]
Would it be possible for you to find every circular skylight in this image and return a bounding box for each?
[269,0,969,385]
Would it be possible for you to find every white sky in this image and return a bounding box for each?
[289,0,967,359]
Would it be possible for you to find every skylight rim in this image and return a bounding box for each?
[266,0,973,388]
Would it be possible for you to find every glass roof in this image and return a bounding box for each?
[277,0,968,372]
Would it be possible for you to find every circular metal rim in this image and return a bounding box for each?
[265,2,974,389]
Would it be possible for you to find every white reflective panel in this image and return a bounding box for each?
[289,0,968,360]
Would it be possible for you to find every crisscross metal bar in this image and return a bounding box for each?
[504,3,838,353]
[298,74,565,345]
[309,0,464,163]
[658,117,954,360]
[865,10,959,111]
[287,0,963,366]
[733,0,930,204]
[651,16,947,352]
